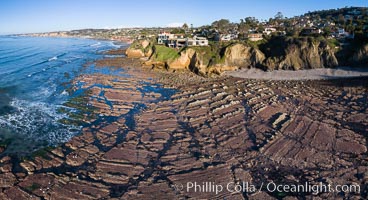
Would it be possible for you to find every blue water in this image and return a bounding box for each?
[0,36,123,154]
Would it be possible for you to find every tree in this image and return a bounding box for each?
[323,27,332,37]
[182,23,189,30]
[257,24,265,32]
[238,21,250,34]
[244,17,259,29]
[275,12,284,20]
[338,14,345,25]
[212,19,230,33]
[171,28,185,34]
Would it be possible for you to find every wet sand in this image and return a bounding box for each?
[226,67,368,80]
[0,52,367,199]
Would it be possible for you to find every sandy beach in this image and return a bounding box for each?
[225,67,368,80]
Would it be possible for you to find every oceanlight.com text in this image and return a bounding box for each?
[171,181,361,195]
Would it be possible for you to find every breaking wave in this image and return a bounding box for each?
[0,99,81,154]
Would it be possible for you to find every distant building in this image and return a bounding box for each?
[300,27,322,36]
[158,33,208,48]
[187,36,209,46]
[219,34,237,41]
[338,28,346,36]
[157,32,173,45]
[157,33,185,46]
[336,28,355,39]
[247,33,263,41]
[263,27,277,35]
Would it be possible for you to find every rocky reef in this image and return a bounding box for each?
[0,48,367,199]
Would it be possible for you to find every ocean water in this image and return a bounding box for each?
[0,36,123,155]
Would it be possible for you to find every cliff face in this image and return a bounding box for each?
[166,48,196,70]
[127,37,344,76]
[223,43,265,68]
[262,38,338,70]
[351,44,368,66]
[165,44,264,76]
[126,39,153,58]
[164,48,213,75]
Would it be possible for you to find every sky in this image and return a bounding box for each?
[0,0,367,34]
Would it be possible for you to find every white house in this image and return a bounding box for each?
[158,33,185,46]
[157,32,173,44]
[263,27,277,35]
[247,33,263,41]
[220,34,237,41]
[187,36,209,46]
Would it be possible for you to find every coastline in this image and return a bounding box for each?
[0,45,367,199]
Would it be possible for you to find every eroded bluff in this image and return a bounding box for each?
[261,37,338,70]
[127,37,345,76]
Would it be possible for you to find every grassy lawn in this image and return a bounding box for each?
[152,45,180,62]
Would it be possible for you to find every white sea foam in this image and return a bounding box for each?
[38,85,55,97]
[90,42,101,47]
[109,41,124,48]
[48,56,58,61]
[61,90,69,96]
[0,98,81,148]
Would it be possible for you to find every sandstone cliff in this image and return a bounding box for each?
[261,37,338,70]
[165,44,265,76]
[350,44,368,66]
[127,37,343,76]
[223,43,265,68]
[126,39,153,58]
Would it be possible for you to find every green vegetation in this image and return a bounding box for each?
[188,45,222,66]
[30,146,55,160]
[151,45,180,62]
[0,138,12,148]
[244,39,268,49]
[170,28,185,34]
[326,38,340,48]
[24,183,41,192]
[130,39,146,52]
[0,128,13,148]
[58,89,96,127]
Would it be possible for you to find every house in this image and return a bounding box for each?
[167,38,186,48]
[187,36,209,46]
[338,28,346,36]
[157,32,173,44]
[300,27,322,36]
[263,27,277,35]
[348,9,362,16]
[247,33,263,41]
[157,33,185,46]
[333,28,355,39]
[162,34,209,48]
[220,34,237,41]
[345,15,353,21]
